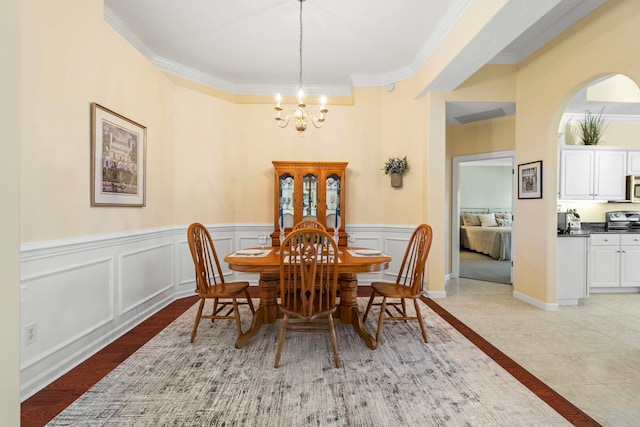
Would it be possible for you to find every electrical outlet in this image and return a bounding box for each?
[25,323,37,346]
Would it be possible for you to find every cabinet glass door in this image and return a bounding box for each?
[278,174,295,228]
[326,174,341,230]
[302,173,318,221]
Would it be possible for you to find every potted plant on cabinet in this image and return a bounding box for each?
[383,156,408,187]
[577,107,608,145]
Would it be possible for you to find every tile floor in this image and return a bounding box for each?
[437,278,640,427]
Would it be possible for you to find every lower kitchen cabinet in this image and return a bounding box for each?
[589,233,640,289]
[557,236,588,305]
[620,234,640,287]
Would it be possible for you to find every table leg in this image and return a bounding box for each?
[235,272,279,349]
[338,273,378,350]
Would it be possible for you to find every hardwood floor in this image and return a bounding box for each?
[21,296,199,427]
[422,297,600,427]
[21,288,599,426]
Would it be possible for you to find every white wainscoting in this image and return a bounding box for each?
[19,224,414,400]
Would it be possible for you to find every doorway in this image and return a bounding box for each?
[452,151,515,283]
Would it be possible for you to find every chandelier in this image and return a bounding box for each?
[274,0,328,134]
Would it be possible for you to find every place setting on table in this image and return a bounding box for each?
[224,229,391,350]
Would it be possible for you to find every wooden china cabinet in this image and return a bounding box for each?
[271,161,348,246]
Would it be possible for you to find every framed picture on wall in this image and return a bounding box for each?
[90,103,147,207]
[517,160,542,199]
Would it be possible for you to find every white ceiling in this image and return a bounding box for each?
[104,0,611,124]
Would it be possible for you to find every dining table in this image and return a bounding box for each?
[224,246,391,350]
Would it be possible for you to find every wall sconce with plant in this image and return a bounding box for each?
[577,107,608,145]
[383,156,408,187]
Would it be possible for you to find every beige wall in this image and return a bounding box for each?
[21,0,176,242]
[1,0,21,423]
[447,115,516,158]
[514,0,640,303]
[21,0,430,244]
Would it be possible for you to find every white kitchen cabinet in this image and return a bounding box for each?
[589,234,620,288]
[589,233,640,289]
[559,147,627,200]
[557,236,588,305]
[627,149,640,175]
[620,234,640,287]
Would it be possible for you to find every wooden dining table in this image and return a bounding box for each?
[224,246,391,350]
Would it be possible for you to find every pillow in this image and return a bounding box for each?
[462,214,480,226]
[495,213,512,220]
[478,213,498,227]
[496,218,512,227]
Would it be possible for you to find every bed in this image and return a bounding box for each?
[460,209,512,261]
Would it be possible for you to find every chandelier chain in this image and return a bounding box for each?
[298,0,303,89]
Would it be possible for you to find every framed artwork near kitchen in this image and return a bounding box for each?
[90,103,146,207]
[518,160,542,199]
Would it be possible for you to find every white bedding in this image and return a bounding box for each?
[460,225,511,261]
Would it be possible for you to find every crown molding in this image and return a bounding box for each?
[105,6,353,97]
[103,6,155,60]
[104,1,471,95]
[562,113,640,123]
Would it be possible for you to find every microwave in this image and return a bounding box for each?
[627,176,640,203]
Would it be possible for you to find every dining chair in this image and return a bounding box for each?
[292,219,327,231]
[274,228,340,368]
[187,223,255,343]
[363,224,433,344]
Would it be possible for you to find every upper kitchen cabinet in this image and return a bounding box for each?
[627,149,640,175]
[559,147,627,201]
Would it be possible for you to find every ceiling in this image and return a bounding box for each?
[104,0,612,124]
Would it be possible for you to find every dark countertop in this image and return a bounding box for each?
[558,230,591,237]
[558,222,602,237]
[558,222,640,236]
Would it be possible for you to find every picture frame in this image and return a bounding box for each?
[91,103,146,207]
[518,160,542,199]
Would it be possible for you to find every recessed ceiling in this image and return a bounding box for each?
[104,0,607,123]
[564,74,640,121]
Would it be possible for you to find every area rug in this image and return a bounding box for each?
[47,299,570,426]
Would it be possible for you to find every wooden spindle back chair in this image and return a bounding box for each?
[363,224,433,344]
[274,228,340,368]
[187,223,255,344]
[292,219,327,231]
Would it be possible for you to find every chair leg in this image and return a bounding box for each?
[231,297,243,335]
[327,314,340,368]
[363,292,376,322]
[375,296,388,344]
[244,289,255,314]
[401,299,407,322]
[274,314,289,368]
[413,299,428,343]
[211,298,219,322]
[190,298,206,343]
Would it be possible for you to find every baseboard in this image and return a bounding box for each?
[513,291,559,311]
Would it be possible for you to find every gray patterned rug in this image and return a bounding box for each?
[48,299,569,426]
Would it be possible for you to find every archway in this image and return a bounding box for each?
[554,73,640,304]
